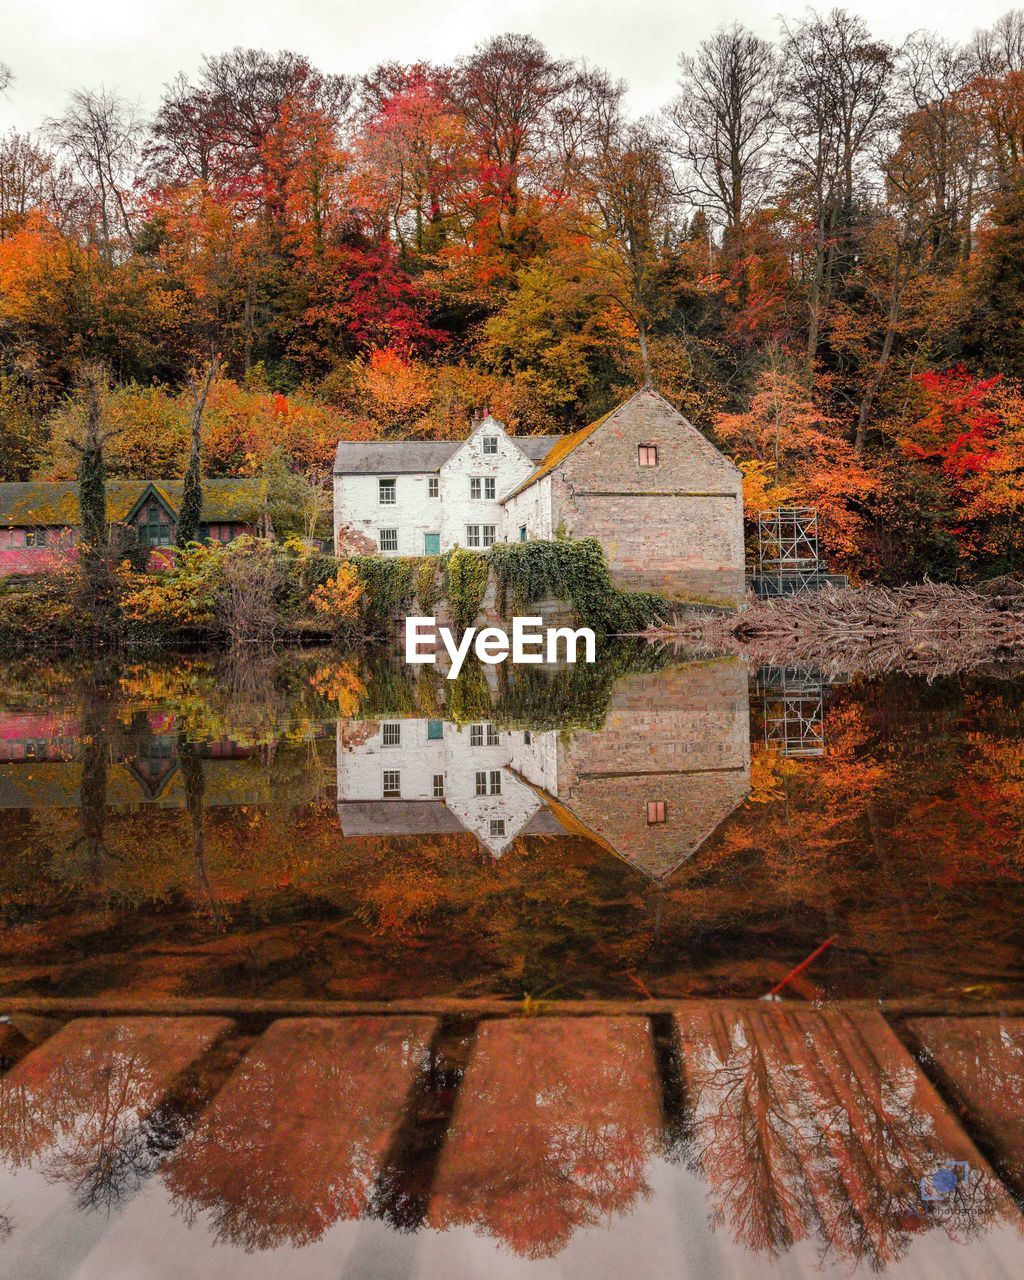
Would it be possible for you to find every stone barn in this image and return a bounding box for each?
[502,388,745,605]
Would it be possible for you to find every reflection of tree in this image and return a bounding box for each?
[67,667,122,881]
[675,1007,1013,1269]
[0,1020,224,1215]
[178,734,221,928]
[429,1018,662,1259]
[162,1018,433,1252]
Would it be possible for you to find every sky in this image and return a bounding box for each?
[1,0,1021,133]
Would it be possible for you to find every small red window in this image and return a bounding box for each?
[638,445,658,467]
[646,801,667,825]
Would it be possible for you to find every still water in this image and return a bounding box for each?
[1,647,1023,1003]
[2,647,1024,1279]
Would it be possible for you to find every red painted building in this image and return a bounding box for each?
[0,479,268,576]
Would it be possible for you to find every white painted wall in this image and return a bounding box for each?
[336,717,552,855]
[333,471,443,557]
[439,418,538,551]
[333,416,543,556]
[502,472,554,543]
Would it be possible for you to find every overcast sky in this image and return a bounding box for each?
[1,0,1020,133]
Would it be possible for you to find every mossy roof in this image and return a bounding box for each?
[503,386,739,500]
[0,479,267,527]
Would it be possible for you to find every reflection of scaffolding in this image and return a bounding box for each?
[759,667,826,757]
[754,508,842,597]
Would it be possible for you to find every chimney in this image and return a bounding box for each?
[470,407,483,427]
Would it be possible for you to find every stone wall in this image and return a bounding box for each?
[550,389,745,606]
[554,658,751,880]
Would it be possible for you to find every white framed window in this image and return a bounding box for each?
[482,436,498,454]
[381,722,401,747]
[638,445,658,467]
[383,770,401,798]
[466,525,481,548]
[490,819,506,838]
[470,478,496,500]
[489,769,502,794]
[379,478,396,504]
[475,770,487,796]
[484,478,496,499]
[486,724,499,746]
[470,478,481,500]
[432,773,445,798]
[470,724,484,747]
[428,477,439,498]
[379,528,398,552]
[482,525,496,548]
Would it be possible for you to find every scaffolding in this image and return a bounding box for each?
[753,507,833,597]
[759,666,827,757]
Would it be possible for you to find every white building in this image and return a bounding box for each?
[335,658,752,878]
[336,717,561,857]
[333,389,746,605]
[333,418,558,558]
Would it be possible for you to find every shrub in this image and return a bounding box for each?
[308,562,365,633]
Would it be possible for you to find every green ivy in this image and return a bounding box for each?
[442,546,490,632]
[415,558,441,614]
[488,538,666,634]
[351,555,417,631]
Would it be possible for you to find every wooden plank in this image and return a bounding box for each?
[159,1016,436,1252]
[673,1003,1021,1273]
[0,1016,233,1279]
[907,1015,1024,1196]
[8,994,1024,1018]
[428,1016,664,1260]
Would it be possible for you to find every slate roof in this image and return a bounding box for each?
[333,435,560,475]
[338,800,465,835]
[0,479,267,527]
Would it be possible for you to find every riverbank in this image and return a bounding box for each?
[0,536,667,654]
[644,579,1024,677]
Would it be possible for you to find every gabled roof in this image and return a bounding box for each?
[504,387,740,500]
[0,479,266,527]
[333,434,560,475]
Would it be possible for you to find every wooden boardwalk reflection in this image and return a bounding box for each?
[1,1006,1024,1277]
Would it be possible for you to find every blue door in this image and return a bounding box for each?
[424,532,440,555]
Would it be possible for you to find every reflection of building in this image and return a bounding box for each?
[516,660,751,881]
[337,718,563,856]
[0,711,269,810]
[337,658,751,879]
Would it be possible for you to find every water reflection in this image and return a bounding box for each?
[1,1010,1022,1276]
[338,658,751,877]
[0,651,1023,1002]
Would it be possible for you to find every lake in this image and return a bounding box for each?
[2,646,1024,1278]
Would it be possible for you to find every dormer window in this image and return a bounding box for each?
[482,436,498,455]
[638,445,658,467]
